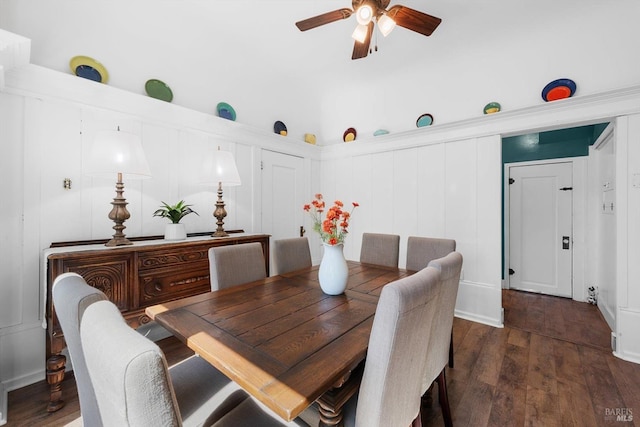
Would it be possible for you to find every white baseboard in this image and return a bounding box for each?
[1,382,6,426]
[613,350,640,365]
[0,370,45,426]
[455,279,503,328]
[455,309,504,328]
[616,308,640,365]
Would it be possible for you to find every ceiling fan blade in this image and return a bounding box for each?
[295,8,353,31]
[352,21,374,60]
[387,5,441,36]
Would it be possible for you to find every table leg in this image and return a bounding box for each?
[316,370,361,427]
[46,354,66,412]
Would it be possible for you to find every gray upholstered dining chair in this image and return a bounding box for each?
[81,299,247,427]
[420,251,463,427]
[405,236,456,272]
[273,237,312,275]
[52,272,108,427]
[209,242,267,290]
[209,262,443,427]
[406,236,457,368]
[359,232,400,268]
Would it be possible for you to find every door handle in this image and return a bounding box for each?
[562,236,570,250]
[300,226,306,237]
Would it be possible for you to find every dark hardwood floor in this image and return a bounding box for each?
[7,289,639,426]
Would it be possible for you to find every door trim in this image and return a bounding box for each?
[503,156,588,301]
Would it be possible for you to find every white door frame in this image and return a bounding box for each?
[503,156,588,302]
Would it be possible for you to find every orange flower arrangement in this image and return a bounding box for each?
[304,194,359,246]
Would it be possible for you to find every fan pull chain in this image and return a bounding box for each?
[370,26,379,54]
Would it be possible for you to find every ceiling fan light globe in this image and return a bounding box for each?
[355,5,374,25]
[352,24,369,43]
[377,14,396,36]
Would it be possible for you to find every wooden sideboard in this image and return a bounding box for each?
[44,232,270,412]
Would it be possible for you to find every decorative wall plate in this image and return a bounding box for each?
[69,55,109,83]
[483,102,501,114]
[216,102,236,121]
[274,121,287,136]
[145,79,173,102]
[304,133,317,144]
[343,127,357,142]
[373,129,389,136]
[542,78,576,102]
[416,113,434,127]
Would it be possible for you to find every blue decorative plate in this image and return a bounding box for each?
[75,65,102,82]
[373,129,389,136]
[274,121,287,136]
[416,113,434,127]
[216,102,236,121]
[542,78,576,102]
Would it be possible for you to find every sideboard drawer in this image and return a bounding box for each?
[138,246,210,271]
[138,264,211,306]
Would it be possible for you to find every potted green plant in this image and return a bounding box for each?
[153,200,199,240]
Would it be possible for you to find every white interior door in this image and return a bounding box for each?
[509,162,573,297]
[261,150,305,273]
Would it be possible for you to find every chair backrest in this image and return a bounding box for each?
[273,237,312,275]
[359,233,400,268]
[406,236,456,271]
[355,266,441,427]
[422,251,463,392]
[81,300,182,427]
[208,242,267,291]
[52,272,107,427]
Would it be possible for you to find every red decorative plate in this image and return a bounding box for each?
[542,79,576,102]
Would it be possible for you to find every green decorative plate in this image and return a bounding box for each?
[145,79,173,102]
[483,102,501,114]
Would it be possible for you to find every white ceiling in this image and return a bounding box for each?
[2,0,640,144]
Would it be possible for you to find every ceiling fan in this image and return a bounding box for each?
[295,0,442,60]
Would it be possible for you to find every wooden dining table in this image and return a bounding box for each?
[145,261,409,426]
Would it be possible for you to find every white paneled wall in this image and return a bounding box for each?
[322,135,503,326]
[616,114,640,362]
[0,93,24,330]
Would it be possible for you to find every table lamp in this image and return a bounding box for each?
[201,147,241,237]
[85,128,151,246]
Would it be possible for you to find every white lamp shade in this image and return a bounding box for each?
[377,14,396,37]
[355,5,373,25]
[352,24,369,43]
[200,149,241,186]
[86,130,151,179]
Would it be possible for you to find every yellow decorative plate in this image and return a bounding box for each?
[69,55,109,83]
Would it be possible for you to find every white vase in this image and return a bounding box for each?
[164,223,187,240]
[318,243,349,295]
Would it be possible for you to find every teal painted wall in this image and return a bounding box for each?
[502,123,608,163]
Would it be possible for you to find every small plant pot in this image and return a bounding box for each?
[164,223,187,241]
